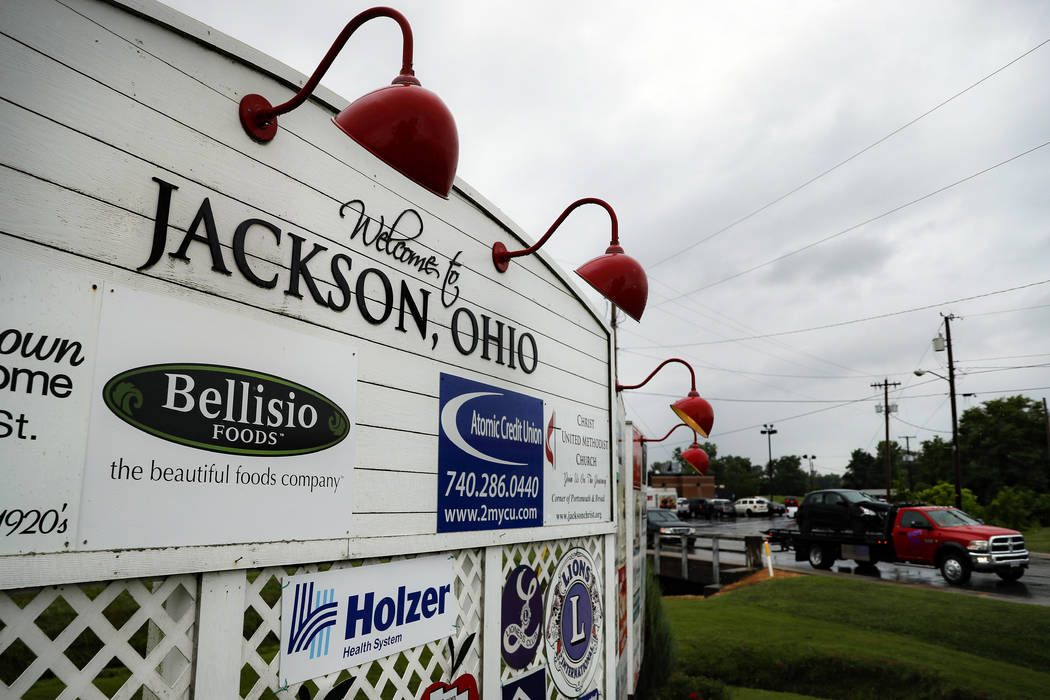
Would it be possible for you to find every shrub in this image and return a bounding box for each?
[914,482,983,517]
[984,486,1037,530]
[1031,492,1050,526]
[636,566,675,696]
[650,671,730,700]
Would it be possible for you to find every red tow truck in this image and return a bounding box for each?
[765,505,1029,585]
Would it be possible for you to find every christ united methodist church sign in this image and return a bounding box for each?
[0,0,639,697]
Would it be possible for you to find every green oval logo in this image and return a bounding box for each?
[102,364,351,456]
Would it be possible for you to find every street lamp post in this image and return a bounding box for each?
[761,423,777,499]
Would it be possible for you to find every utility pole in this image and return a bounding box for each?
[1043,398,1050,482]
[802,454,816,490]
[901,435,916,492]
[944,314,962,509]
[872,378,901,501]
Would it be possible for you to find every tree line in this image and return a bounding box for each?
[650,395,1050,525]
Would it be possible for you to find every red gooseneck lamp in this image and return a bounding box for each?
[617,358,714,438]
[635,423,710,474]
[238,7,458,198]
[492,198,648,322]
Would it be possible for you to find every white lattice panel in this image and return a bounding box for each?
[0,574,197,699]
[501,535,605,700]
[240,549,485,699]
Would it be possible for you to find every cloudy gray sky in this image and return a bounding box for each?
[160,0,1050,479]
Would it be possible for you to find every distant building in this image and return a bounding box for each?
[650,474,716,498]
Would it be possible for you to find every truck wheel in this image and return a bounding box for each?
[996,568,1024,582]
[808,544,834,570]
[939,552,971,585]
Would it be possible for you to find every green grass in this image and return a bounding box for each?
[1024,525,1050,553]
[665,576,1050,699]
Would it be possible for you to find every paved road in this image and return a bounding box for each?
[674,513,1050,606]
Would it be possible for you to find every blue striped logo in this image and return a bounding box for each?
[287,581,338,658]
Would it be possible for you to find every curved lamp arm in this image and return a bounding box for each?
[492,198,619,272]
[616,357,696,394]
[240,6,418,142]
[635,423,693,444]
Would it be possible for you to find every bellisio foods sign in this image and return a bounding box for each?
[102,363,350,456]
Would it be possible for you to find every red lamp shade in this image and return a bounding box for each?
[681,443,709,475]
[671,392,714,438]
[236,8,458,197]
[333,80,459,198]
[575,244,648,322]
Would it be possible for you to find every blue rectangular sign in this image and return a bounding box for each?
[437,373,543,532]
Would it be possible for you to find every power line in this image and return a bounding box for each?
[892,414,952,434]
[646,37,1050,268]
[958,352,1050,362]
[660,140,1050,301]
[625,277,1050,349]
[678,385,1050,438]
[641,276,870,376]
[618,348,879,379]
[965,302,1050,317]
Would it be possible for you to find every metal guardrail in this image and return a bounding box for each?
[650,533,765,582]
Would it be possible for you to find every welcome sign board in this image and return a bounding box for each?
[1,2,623,697]
[0,0,614,556]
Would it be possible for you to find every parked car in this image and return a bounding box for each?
[676,497,691,517]
[687,497,711,519]
[709,499,736,519]
[762,498,786,516]
[647,509,696,550]
[733,497,769,517]
[796,489,892,535]
[783,497,799,508]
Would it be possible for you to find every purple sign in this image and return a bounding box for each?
[501,668,546,700]
[501,565,542,668]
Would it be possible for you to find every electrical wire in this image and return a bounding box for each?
[625,276,1050,349]
[645,37,1050,268]
[958,353,1050,362]
[659,140,1050,301]
[965,303,1050,317]
[892,414,952,434]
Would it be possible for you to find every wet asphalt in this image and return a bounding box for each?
[668,512,1050,606]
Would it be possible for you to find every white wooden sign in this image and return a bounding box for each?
[0,256,99,555]
[544,406,612,526]
[79,285,357,549]
[278,555,457,685]
[1,0,612,556]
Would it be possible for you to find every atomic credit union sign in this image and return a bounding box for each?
[436,373,545,532]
